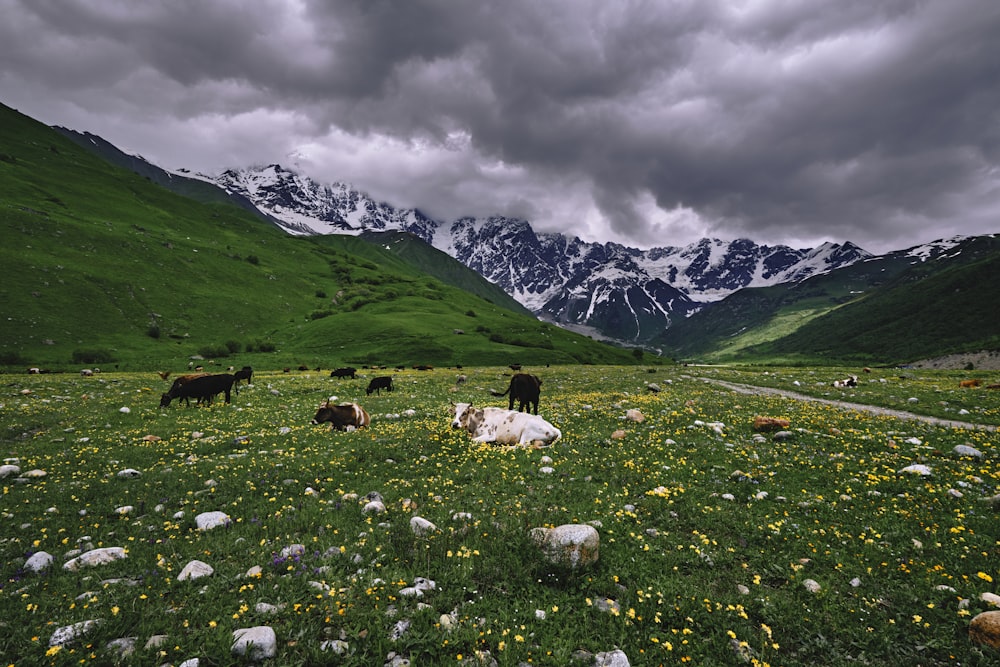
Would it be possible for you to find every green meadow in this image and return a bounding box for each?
[2,365,999,666]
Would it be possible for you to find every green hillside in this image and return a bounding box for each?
[657,236,1000,364]
[0,103,639,371]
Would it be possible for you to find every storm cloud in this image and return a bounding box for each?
[2,0,998,252]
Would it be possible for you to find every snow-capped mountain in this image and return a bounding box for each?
[209,163,874,342]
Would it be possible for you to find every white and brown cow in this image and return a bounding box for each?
[311,401,370,431]
[451,402,561,447]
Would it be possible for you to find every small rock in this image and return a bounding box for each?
[178,560,214,581]
[232,626,277,661]
[970,610,1000,648]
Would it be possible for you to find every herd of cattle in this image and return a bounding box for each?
[152,366,562,446]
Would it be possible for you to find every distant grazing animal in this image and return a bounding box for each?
[162,373,211,405]
[310,401,370,431]
[959,379,981,388]
[413,364,433,371]
[330,367,357,380]
[509,364,522,371]
[157,371,171,381]
[160,373,235,407]
[28,367,40,374]
[366,376,394,396]
[233,366,253,392]
[491,373,543,414]
[832,375,858,388]
[455,374,467,386]
[451,402,561,446]
[80,368,94,377]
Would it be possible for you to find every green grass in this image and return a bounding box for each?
[1,103,638,371]
[2,365,999,665]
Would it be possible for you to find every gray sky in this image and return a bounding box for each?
[3,0,999,253]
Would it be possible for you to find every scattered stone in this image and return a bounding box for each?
[50,619,101,646]
[232,626,277,661]
[981,592,1000,607]
[64,547,127,571]
[610,429,626,440]
[0,464,21,479]
[970,610,1000,648]
[178,560,214,581]
[594,649,631,667]
[364,500,387,514]
[106,636,137,658]
[532,524,600,569]
[954,444,983,458]
[802,579,822,594]
[25,551,54,572]
[145,635,169,650]
[772,430,794,441]
[410,516,437,536]
[116,468,141,478]
[321,639,350,654]
[195,511,231,530]
[898,464,932,476]
[625,409,644,422]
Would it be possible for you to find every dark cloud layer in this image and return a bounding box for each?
[2,0,998,252]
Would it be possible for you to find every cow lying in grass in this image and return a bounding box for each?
[451,402,561,446]
[160,373,235,407]
[311,401,370,431]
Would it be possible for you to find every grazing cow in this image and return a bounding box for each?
[451,402,561,446]
[330,367,357,380]
[160,373,235,407]
[310,401,370,431]
[832,375,858,388]
[491,373,543,414]
[413,364,433,371]
[233,366,253,392]
[366,376,394,396]
[959,379,981,388]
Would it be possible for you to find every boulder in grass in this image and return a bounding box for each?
[232,626,277,661]
[970,610,1000,648]
[531,524,600,570]
[63,547,127,571]
[195,511,231,531]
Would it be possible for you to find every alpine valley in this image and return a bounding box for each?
[50,121,1000,363]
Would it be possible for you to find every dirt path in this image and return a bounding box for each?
[702,379,998,432]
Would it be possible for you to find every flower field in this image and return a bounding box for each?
[1,365,998,666]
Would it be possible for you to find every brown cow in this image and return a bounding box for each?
[959,379,982,388]
[310,401,370,431]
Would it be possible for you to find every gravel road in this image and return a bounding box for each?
[703,379,997,433]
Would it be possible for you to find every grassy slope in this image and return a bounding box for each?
[0,103,638,371]
[657,237,1000,364]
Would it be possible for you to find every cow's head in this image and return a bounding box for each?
[311,400,332,425]
[451,402,484,433]
[159,393,172,408]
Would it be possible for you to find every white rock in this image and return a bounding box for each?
[363,500,386,514]
[195,511,231,530]
[0,464,21,479]
[117,468,141,478]
[178,560,214,581]
[64,547,127,571]
[981,592,1000,607]
[25,551,54,572]
[232,626,277,661]
[802,579,822,593]
[50,619,101,646]
[594,649,631,666]
[898,464,932,476]
[410,516,437,536]
[954,444,983,458]
[321,639,350,654]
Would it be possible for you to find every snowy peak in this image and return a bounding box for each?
[206,164,871,342]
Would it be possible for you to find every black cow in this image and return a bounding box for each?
[310,401,370,431]
[490,373,542,414]
[366,376,394,396]
[160,373,235,407]
[330,367,357,379]
[233,366,253,393]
